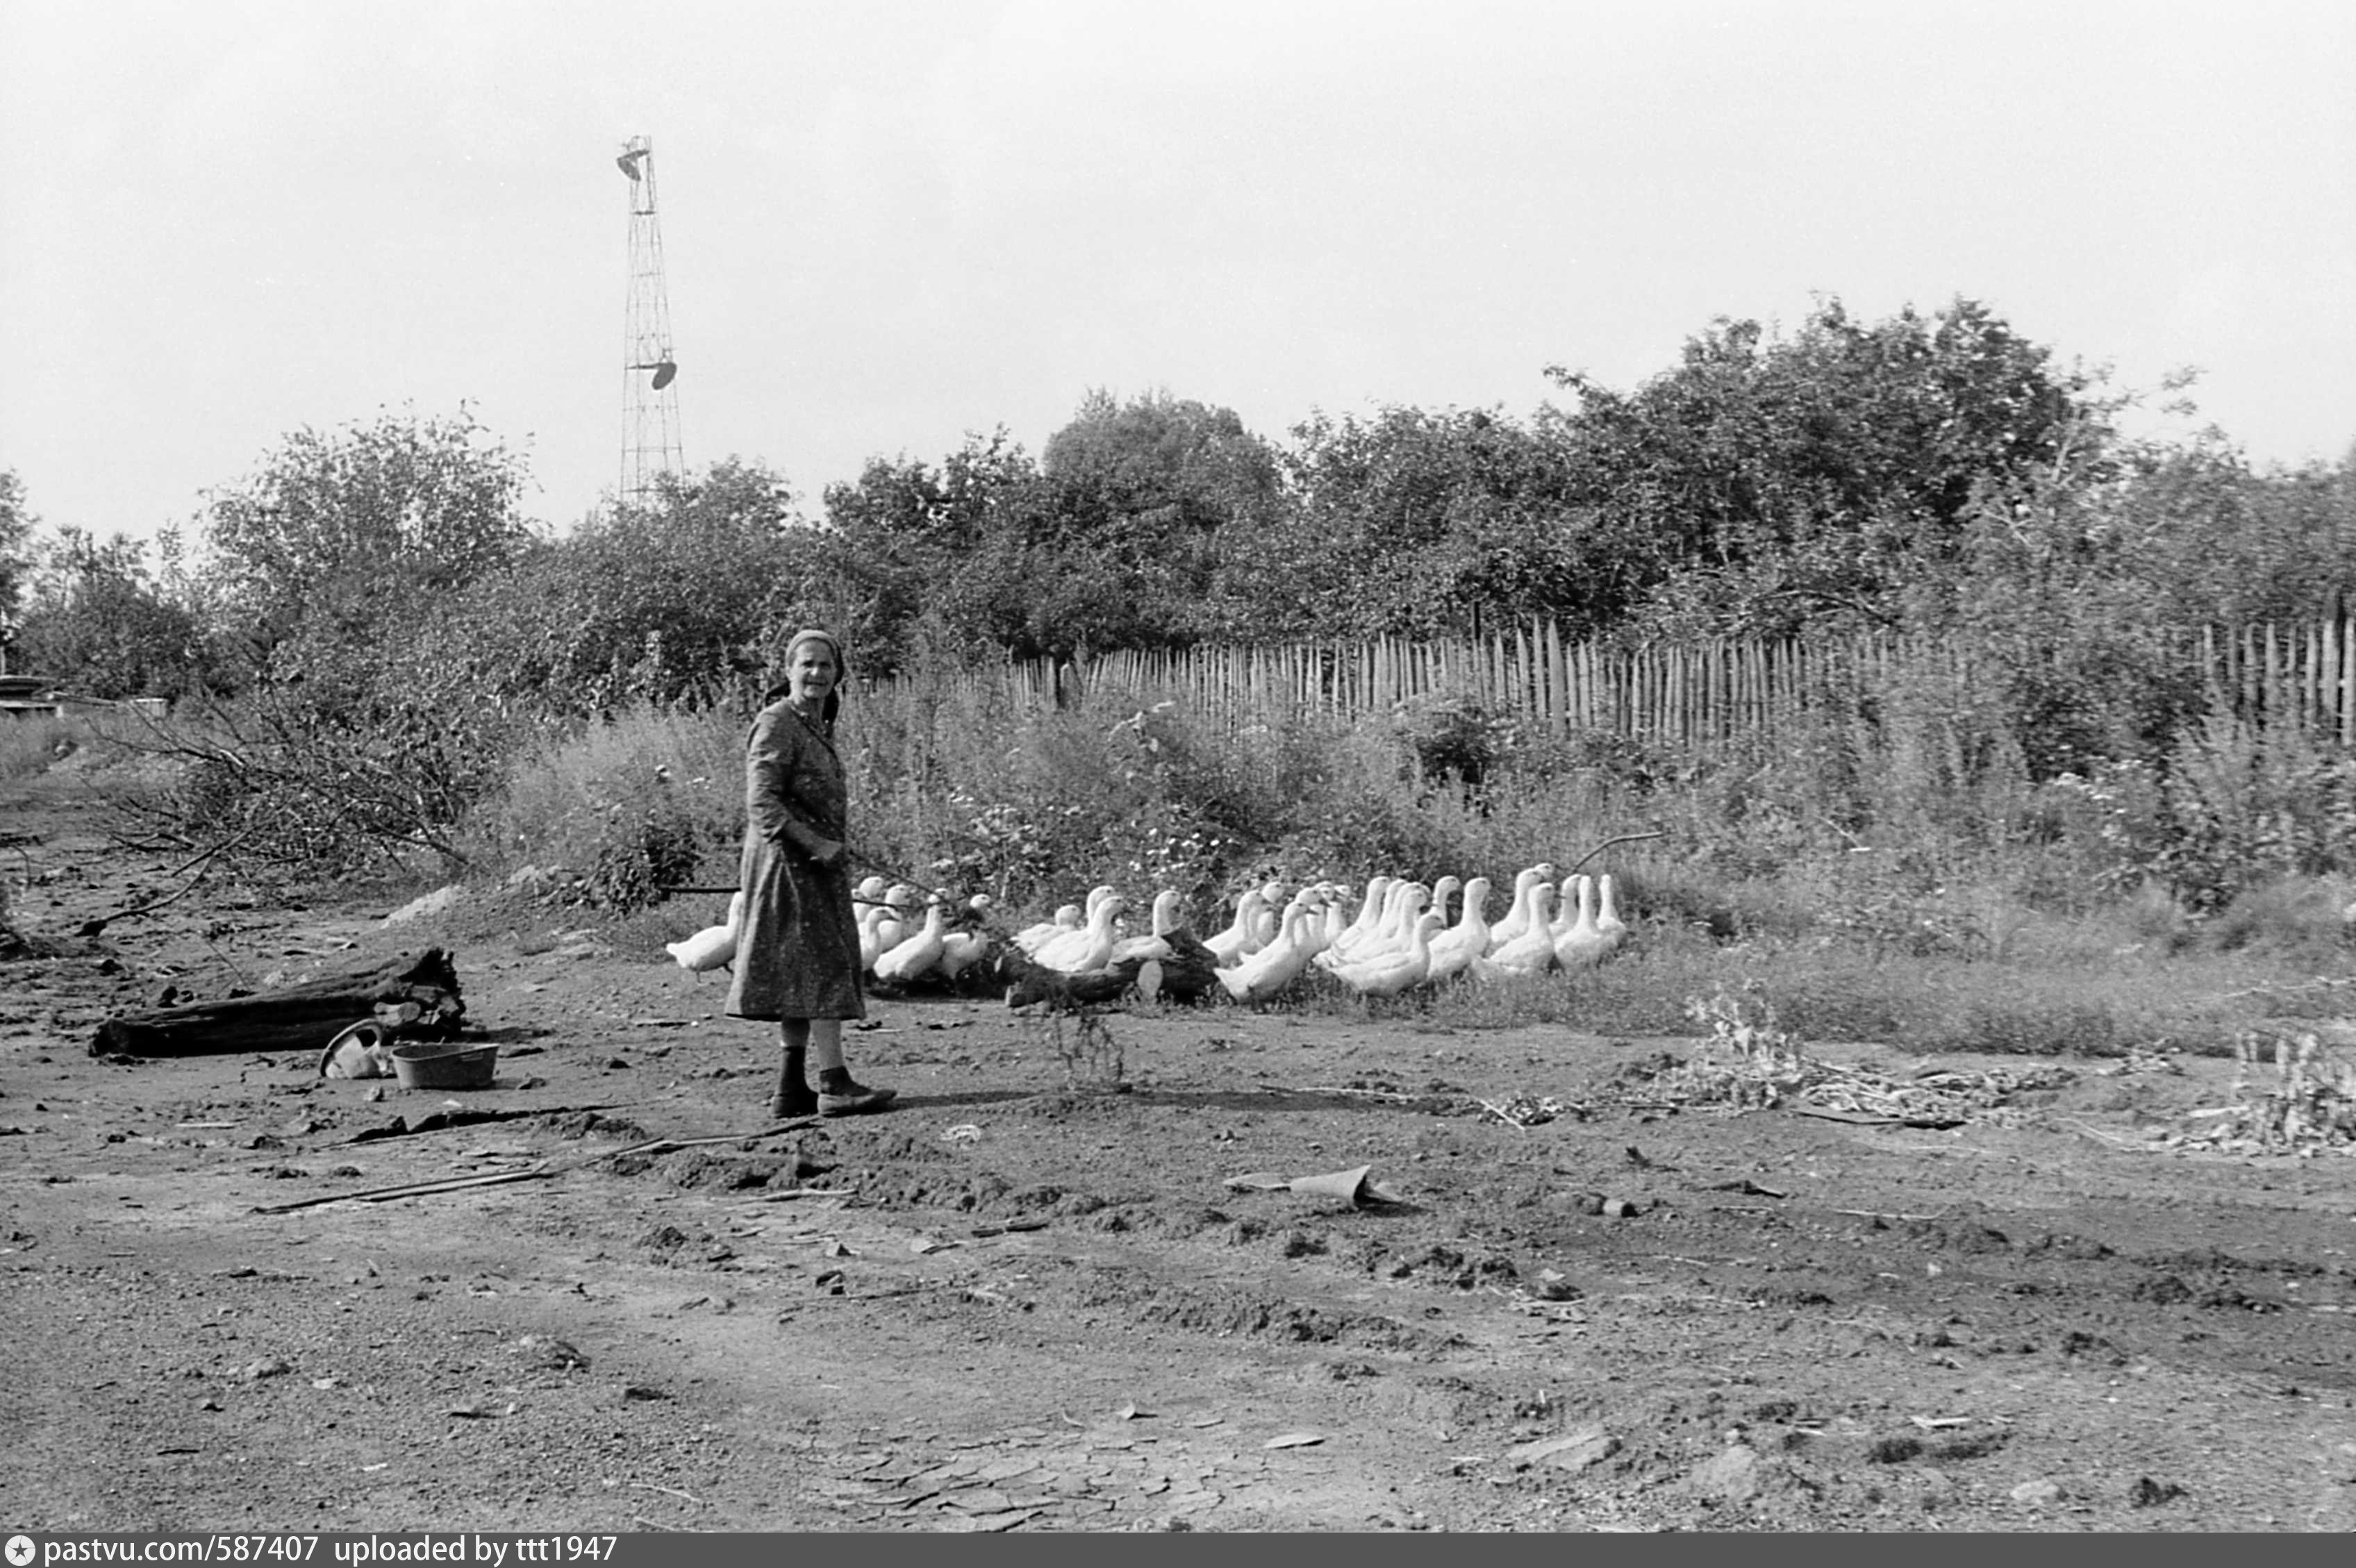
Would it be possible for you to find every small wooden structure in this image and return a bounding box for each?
[0,674,61,720]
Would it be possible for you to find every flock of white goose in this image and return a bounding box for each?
[1162,865,1626,1002]
[669,865,1629,1006]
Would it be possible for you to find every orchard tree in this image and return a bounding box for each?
[14,528,213,699]
[0,468,35,666]
[825,428,1040,553]
[1925,460,2207,778]
[2106,437,2356,628]
[197,405,533,678]
[1546,297,2098,637]
[1238,405,1591,641]
[430,457,824,715]
[820,416,1259,663]
[822,431,1050,661]
[1041,389,1285,544]
[1033,390,1287,653]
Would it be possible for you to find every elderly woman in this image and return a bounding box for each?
[727,628,895,1119]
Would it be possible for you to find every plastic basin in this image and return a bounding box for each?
[390,1040,499,1090]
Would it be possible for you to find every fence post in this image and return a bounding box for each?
[2308,619,2325,735]
[2343,615,2355,747]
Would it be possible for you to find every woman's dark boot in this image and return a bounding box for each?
[772,1046,817,1119]
[817,1066,895,1117]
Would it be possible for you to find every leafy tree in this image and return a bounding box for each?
[196,405,533,679]
[1923,465,2203,779]
[826,428,1039,552]
[14,528,213,699]
[1033,390,1287,654]
[429,457,828,716]
[820,431,1048,662]
[1240,405,1591,640]
[2107,437,2356,627]
[0,469,35,667]
[1546,297,2098,637]
[820,404,1282,663]
[1041,389,1284,543]
[135,407,537,878]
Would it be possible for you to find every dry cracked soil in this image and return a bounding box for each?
[5,786,2356,1533]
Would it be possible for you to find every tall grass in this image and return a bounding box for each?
[461,708,747,908]
[459,663,2356,1058]
[0,716,72,781]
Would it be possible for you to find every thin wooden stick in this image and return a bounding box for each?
[252,1164,551,1213]
[1270,1082,1440,1103]
[1554,830,1667,876]
[261,1117,822,1215]
[1830,1207,1946,1222]
[2062,1118,2145,1149]
[620,1119,822,1156]
[78,828,260,935]
[343,1102,634,1145]
[630,1482,704,1507]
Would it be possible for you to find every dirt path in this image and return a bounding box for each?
[4,792,2355,1532]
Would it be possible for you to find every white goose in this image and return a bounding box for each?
[1313,888,1354,953]
[1032,894,1128,975]
[857,900,895,973]
[872,884,922,956]
[1247,881,1287,949]
[1546,872,1579,941]
[1270,884,1326,944]
[874,896,949,984]
[1594,874,1629,956]
[1486,864,1557,951]
[1322,911,1447,999]
[1429,875,1461,929]
[1111,889,1187,965]
[1475,881,1559,978]
[1552,875,1612,969]
[1205,885,1275,967]
[1322,879,1427,967]
[1014,902,1084,955]
[665,890,745,973]
[1216,902,1324,1004]
[1423,875,1493,983]
[1331,876,1396,956]
[1259,884,1343,966]
[938,894,994,981]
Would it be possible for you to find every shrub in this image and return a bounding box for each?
[464,707,744,910]
[113,583,548,880]
[0,715,69,781]
[1392,692,1517,795]
[2200,874,2356,965]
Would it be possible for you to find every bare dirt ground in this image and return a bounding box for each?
[5,782,2356,1534]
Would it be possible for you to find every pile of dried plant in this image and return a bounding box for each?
[1595,985,2075,1127]
[2153,1031,2356,1156]
[1476,1093,1571,1127]
[2094,1044,2187,1077]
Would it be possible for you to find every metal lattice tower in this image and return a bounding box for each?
[617,135,683,508]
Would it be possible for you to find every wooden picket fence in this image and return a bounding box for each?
[872,619,2356,752]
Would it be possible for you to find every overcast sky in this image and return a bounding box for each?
[2,0,2350,549]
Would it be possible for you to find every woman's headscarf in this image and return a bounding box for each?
[770,627,848,726]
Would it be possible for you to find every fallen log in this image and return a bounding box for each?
[90,947,466,1060]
